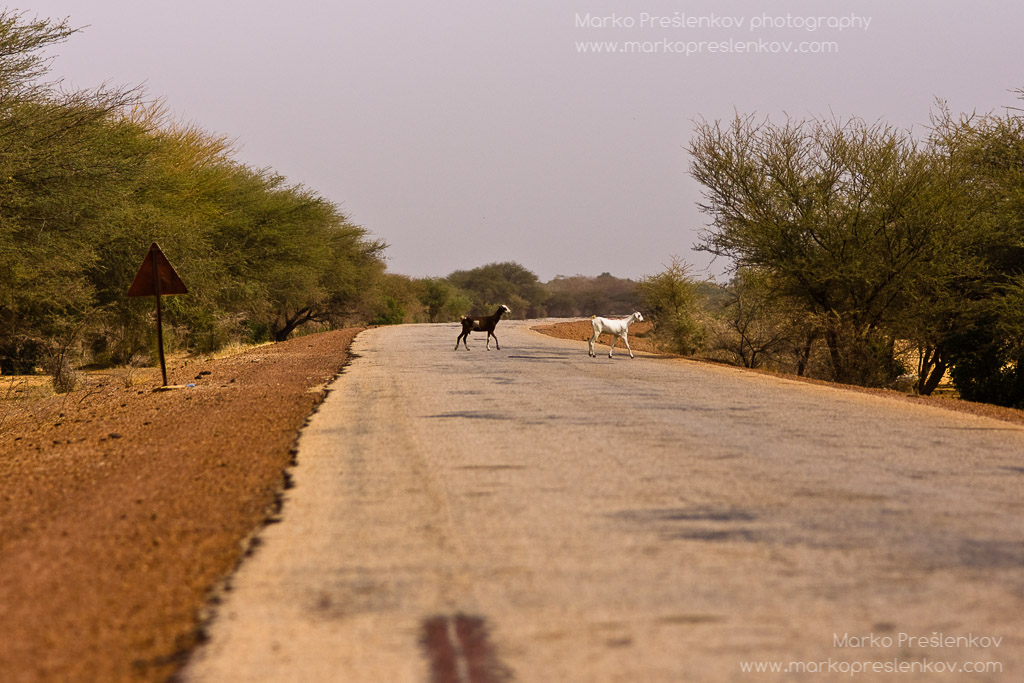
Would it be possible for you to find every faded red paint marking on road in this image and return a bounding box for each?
[421,614,511,683]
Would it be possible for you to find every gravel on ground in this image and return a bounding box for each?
[0,329,360,683]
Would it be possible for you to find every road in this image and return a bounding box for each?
[183,321,1024,682]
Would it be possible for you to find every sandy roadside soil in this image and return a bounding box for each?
[0,329,360,683]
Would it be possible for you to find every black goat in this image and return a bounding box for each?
[455,304,511,350]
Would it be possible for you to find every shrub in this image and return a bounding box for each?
[637,257,705,355]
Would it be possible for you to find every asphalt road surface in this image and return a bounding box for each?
[183,321,1024,682]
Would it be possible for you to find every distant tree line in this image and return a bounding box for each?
[369,263,645,326]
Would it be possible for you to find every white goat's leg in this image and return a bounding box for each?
[588,330,598,357]
[608,335,618,358]
[623,333,633,358]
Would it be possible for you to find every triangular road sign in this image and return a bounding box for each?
[127,243,188,297]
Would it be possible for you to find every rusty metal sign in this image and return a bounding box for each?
[128,243,188,297]
[127,243,188,387]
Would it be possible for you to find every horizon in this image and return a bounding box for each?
[26,0,1024,281]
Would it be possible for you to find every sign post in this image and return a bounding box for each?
[127,243,189,387]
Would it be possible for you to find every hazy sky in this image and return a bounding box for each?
[23,0,1024,281]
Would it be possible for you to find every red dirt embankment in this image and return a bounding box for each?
[0,329,360,682]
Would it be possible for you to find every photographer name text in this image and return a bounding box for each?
[835,632,1004,649]
[575,12,872,32]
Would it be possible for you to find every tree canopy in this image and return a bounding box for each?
[0,11,387,377]
[689,103,1024,406]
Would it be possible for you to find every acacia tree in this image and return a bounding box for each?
[708,268,804,370]
[418,278,471,323]
[0,10,75,98]
[636,257,704,355]
[0,11,391,373]
[226,179,386,342]
[0,11,141,372]
[446,261,546,318]
[924,103,1024,406]
[690,114,961,387]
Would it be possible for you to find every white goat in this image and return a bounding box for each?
[589,311,644,358]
